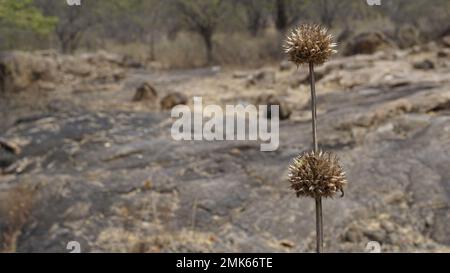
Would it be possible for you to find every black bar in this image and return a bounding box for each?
[0,253,447,272]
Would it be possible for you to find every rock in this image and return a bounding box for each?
[363,229,387,243]
[160,92,188,110]
[343,32,396,56]
[380,220,396,233]
[246,70,276,86]
[0,51,58,93]
[413,59,435,70]
[132,82,158,102]
[437,49,450,58]
[342,227,363,242]
[255,94,291,120]
[0,138,21,155]
[442,36,450,47]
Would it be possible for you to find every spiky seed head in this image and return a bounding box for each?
[284,24,337,66]
[288,151,347,198]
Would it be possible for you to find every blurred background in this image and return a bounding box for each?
[1,0,450,67]
[0,0,450,253]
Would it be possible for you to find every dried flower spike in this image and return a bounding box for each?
[288,151,347,199]
[284,24,337,66]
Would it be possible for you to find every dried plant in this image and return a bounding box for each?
[288,151,347,199]
[283,24,337,66]
[284,23,343,253]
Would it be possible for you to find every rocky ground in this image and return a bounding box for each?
[1,38,450,252]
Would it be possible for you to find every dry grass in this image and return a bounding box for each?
[95,227,217,253]
[106,29,283,69]
[213,30,282,67]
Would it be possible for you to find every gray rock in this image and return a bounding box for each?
[1,46,450,253]
[132,82,158,102]
[246,70,276,86]
[413,59,435,70]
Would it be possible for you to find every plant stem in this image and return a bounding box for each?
[315,195,323,253]
[309,62,318,153]
[309,61,323,253]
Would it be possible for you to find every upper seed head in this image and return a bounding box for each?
[284,24,337,66]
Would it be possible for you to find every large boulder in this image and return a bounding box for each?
[343,32,396,56]
[0,51,58,93]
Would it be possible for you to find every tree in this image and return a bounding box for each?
[173,0,228,64]
[380,0,450,40]
[104,0,167,61]
[0,0,56,34]
[274,0,308,32]
[313,0,348,28]
[239,0,270,36]
[34,0,123,53]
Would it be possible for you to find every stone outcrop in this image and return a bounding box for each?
[1,43,450,253]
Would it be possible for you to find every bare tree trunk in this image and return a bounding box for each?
[244,1,264,37]
[149,33,156,62]
[248,13,262,36]
[200,30,214,65]
[275,0,288,32]
[57,29,82,54]
[319,0,334,28]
